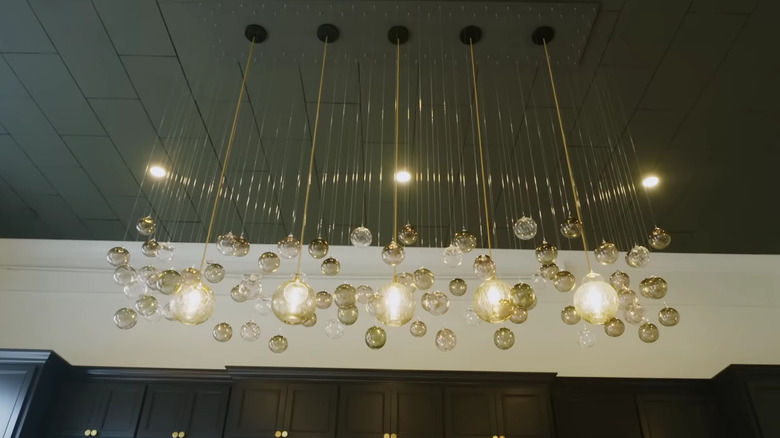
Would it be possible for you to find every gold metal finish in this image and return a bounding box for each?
[492,435,498,438]
[84,430,90,437]
[179,433,185,438]
[282,431,288,437]
[391,433,397,438]
[468,39,493,258]
[500,436,505,438]
[384,433,390,438]
[90,430,97,437]
[171,433,178,438]
[275,432,282,438]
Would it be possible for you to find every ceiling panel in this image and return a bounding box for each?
[690,0,759,14]
[0,0,55,53]
[0,135,55,195]
[41,165,116,220]
[24,194,91,239]
[0,97,78,167]
[105,195,154,232]
[0,57,28,97]
[82,219,126,240]
[63,135,140,197]
[0,172,31,223]
[93,0,175,56]
[621,109,685,164]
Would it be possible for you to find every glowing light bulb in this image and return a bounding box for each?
[642,175,659,188]
[395,170,411,183]
[573,272,619,325]
[149,165,167,178]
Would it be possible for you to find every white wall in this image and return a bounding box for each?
[0,238,778,378]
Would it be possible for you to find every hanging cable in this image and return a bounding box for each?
[468,39,493,258]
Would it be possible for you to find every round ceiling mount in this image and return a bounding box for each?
[244,24,267,43]
[317,24,340,43]
[532,26,555,45]
[459,26,482,44]
[388,25,410,45]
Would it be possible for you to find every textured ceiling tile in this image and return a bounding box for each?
[24,194,91,239]
[93,0,175,56]
[82,218,125,240]
[63,135,140,197]
[690,0,758,14]
[0,0,55,53]
[0,57,29,98]
[40,165,116,220]
[0,135,56,195]
[0,97,78,167]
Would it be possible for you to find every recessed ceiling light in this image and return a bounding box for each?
[149,165,167,178]
[642,175,659,188]
[395,170,411,183]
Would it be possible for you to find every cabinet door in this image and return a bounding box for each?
[637,394,722,438]
[136,384,192,438]
[183,384,230,438]
[552,392,641,438]
[444,387,496,438]
[51,382,145,438]
[282,384,338,438]
[0,365,35,438]
[338,385,391,438]
[224,382,287,438]
[393,385,442,438]
[746,382,780,438]
[496,387,553,438]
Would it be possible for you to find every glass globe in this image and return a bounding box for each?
[156,269,182,295]
[272,276,316,325]
[595,242,619,265]
[494,327,515,350]
[204,263,225,284]
[113,265,137,286]
[258,251,281,274]
[138,265,159,289]
[316,291,333,309]
[156,242,175,261]
[610,270,630,290]
[334,284,357,308]
[623,304,645,325]
[134,294,158,317]
[365,326,387,349]
[421,292,434,313]
[213,322,233,342]
[510,307,528,324]
[413,268,435,290]
[216,232,236,256]
[618,289,638,310]
[428,291,450,316]
[531,272,548,290]
[659,307,680,327]
[464,307,481,326]
[240,321,261,341]
[238,274,262,301]
[513,216,538,240]
[160,302,175,321]
[398,224,419,245]
[511,283,536,310]
[302,313,317,327]
[325,319,345,339]
[136,216,156,236]
[277,234,301,259]
[106,246,130,267]
[181,267,202,285]
[308,238,329,259]
[453,230,477,253]
[435,328,457,352]
[473,255,496,280]
[442,245,463,267]
[626,245,650,268]
[561,306,581,325]
[381,241,405,266]
[560,217,583,239]
[553,271,576,292]
[535,242,558,264]
[321,257,341,276]
[337,305,359,326]
[350,226,373,247]
[540,263,559,281]
[113,307,137,330]
[397,272,415,288]
[172,282,215,325]
[376,282,415,327]
[649,227,671,250]
[578,326,595,348]
[231,236,250,257]
[410,320,427,337]
[143,309,163,323]
[268,335,288,353]
[639,276,668,299]
[123,280,147,299]
[573,272,619,325]
[141,239,160,257]
[365,293,384,317]
[639,322,660,343]
[356,285,374,304]
[473,279,514,323]
[231,285,247,303]
[604,317,626,337]
[449,278,467,296]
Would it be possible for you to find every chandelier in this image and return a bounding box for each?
[106,12,678,353]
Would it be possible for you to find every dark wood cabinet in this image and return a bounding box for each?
[339,384,442,438]
[445,386,552,438]
[50,381,145,437]
[552,390,642,438]
[745,381,780,437]
[0,364,36,438]
[136,383,230,438]
[636,393,722,438]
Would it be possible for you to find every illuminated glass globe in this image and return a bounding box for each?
[442,245,463,267]
[376,281,415,327]
[350,226,373,247]
[277,234,301,259]
[594,241,619,265]
[513,216,537,240]
[172,282,216,326]
[472,278,514,323]
[572,272,619,325]
[272,276,316,325]
[381,241,405,266]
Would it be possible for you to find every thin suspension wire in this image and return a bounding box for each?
[468,40,492,257]
[392,39,401,278]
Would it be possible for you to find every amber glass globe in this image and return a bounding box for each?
[473,279,514,323]
[172,282,216,325]
[573,272,619,325]
[376,281,415,327]
[272,276,316,325]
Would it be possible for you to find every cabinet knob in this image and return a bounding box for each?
[91,431,98,437]
[171,433,178,438]
[281,432,288,437]
[384,434,390,438]
[275,432,282,438]
[391,434,397,438]
[179,433,185,438]
[84,430,90,437]
[500,436,505,438]
[492,435,498,438]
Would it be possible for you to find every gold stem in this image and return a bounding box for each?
[468,40,492,258]
[392,39,401,280]
[543,40,592,272]
[296,38,330,276]
[200,39,256,271]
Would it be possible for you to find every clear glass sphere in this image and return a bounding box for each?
[435,328,457,352]
[321,257,341,276]
[325,319,345,339]
[639,322,660,343]
[337,305,359,326]
[595,242,619,265]
[510,307,529,324]
[143,309,163,323]
[134,294,158,317]
[277,235,301,259]
[648,227,671,250]
[511,283,536,310]
[561,306,581,325]
[618,289,639,310]
[560,217,583,239]
[113,307,137,330]
[216,232,236,256]
[442,245,463,267]
[231,236,250,257]
[421,292,434,313]
[626,245,651,268]
[254,296,272,313]
[428,291,450,316]
[413,268,435,290]
[659,307,680,327]
[106,246,130,267]
[604,317,626,337]
[204,263,225,283]
[356,285,374,304]
[161,302,175,321]
[532,272,548,290]
[136,216,156,236]
[138,265,159,289]
[473,255,496,281]
[623,304,645,325]
[494,327,515,350]
[376,282,415,327]
[639,276,668,299]
[553,271,576,292]
[213,322,233,342]
[240,321,261,341]
[334,284,357,308]
[573,272,619,325]
[610,270,630,290]
[540,263,559,281]
[315,291,333,309]
[181,267,202,285]
[365,293,384,317]
[398,224,419,245]
[381,241,405,266]
[258,252,281,274]
[231,285,247,303]
[113,265,137,286]
[350,226,373,248]
[308,238,329,259]
[365,326,387,349]
[397,272,415,288]
[268,335,288,353]
[156,242,175,261]
[141,239,160,258]
[123,280,147,299]
[453,230,477,253]
[578,326,595,348]
[172,282,215,325]
[302,313,317,327]
[272,277,316,325]
[535,243,558,264]
[464,307,481,326]
[238,274,262,301]
[513,216,538,240]
[410,320,427,337]
[449,278,467,296]
[473,279,514,323]
[156,269,182,295]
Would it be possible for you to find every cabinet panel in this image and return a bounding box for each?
[394,385,442,438]
[136,384,191,437]
[338,385,391,438]
[747,382,780,438]
[185,384,230,438]
[51,382,144,438]
[553,393,642,438]
[498,388,552,438]
[444,388,496,438]
[284,384,338,438]
[0,366,35,438]
[225,382,286,438]
[637,394,721,438]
